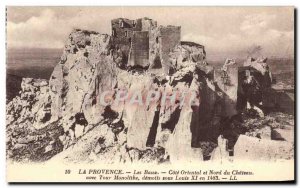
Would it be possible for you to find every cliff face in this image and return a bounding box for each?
[6,29,294,164]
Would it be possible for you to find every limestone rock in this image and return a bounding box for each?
[121,74,157,150]
[6,22,293,165]
[49,29,117,126]
[74,124,85,138]
[210,136,230,163]
[234,135,294,161]
[216,58,238,117]
[166,109,203,163]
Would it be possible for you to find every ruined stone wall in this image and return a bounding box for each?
[148,27,161,69]
[111,18,140,68]
[215,64,238,117]
[236,67,264,111]
[111,18,136,45]
[111,18,158,69]
[111,18,179,72]
[128,31,150,68]
[111,18,156,44]
[160,26,181,73]
[140,18,157,31]
[148,26,181,74]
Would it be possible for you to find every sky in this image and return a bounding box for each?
[6,7,294,58]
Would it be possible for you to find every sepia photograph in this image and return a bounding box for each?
[5,6,295,182]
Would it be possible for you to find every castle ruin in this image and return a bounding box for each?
[111,17,188,73]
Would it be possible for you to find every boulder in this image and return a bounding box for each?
[234,135,293,161]
[74,124,85,138]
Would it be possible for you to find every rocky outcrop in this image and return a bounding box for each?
[6,27,294,164]
[6,78,51,128]
[49,29,117,125]
[6,78,64,161]
[6,29,220,163]
[216,58,238,117]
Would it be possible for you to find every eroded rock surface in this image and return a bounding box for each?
[6,27,294,164]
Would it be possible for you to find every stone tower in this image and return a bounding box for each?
[111,17,181,73]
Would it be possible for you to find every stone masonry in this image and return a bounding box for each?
[111,17,181,72]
